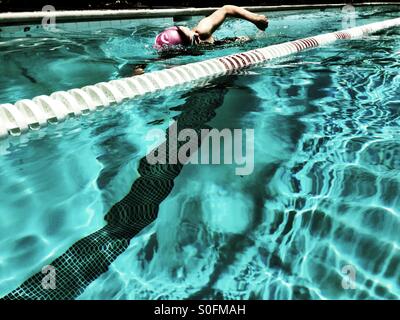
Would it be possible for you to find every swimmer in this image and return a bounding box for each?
[154,5,269,50]
[120,6,268,77]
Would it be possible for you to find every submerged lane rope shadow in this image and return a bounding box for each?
[2,79,231,300]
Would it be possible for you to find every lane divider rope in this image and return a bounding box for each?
[1,17,399,139]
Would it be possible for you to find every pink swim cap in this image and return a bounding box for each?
[154,27,185,49]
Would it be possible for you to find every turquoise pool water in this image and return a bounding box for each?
[0,5,400,299]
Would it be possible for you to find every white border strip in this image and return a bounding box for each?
[1,17,400,139]
[0,3,399,24]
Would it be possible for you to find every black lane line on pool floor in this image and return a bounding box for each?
[2,79,230,300]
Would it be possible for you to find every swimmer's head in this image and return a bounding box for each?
[154,26,200,50]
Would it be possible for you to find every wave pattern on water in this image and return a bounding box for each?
[80,26,400,300]
[1,6,400,300]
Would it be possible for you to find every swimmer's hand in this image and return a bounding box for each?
[255,15,269,31]
[236,36,251,42]
[133,67,145,76]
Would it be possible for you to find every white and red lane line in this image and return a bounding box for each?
[232,54,248,67]
[231,54,247,68]
[253,49,266,61]
[335,32,352,39]
[219,56,236,70]
[227,56,243,68]
[292,40,305,51]
[245,51,261,63]
[218,57,232,71]
[302,37,319,48]
[240,53,253,65]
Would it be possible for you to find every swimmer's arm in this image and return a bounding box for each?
[194,5,268,39]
